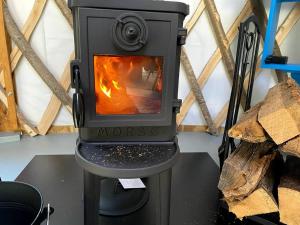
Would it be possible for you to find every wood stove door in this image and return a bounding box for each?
[74,8,182,127]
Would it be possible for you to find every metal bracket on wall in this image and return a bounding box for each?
[261,0,300,83]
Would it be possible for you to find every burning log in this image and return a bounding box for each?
[279,156,300,225]
[279,135,300,158]
[228,102,268,143]
[218,141,277,202]
[258,78,300,145]
[225,157,281,219]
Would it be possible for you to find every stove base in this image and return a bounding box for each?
[84,169,173,225]
[75,140,180,178]
[98,178,149,216]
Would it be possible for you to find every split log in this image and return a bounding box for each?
[218,141,277,201]
[225,154,282,219]
[228,102,268,143]
[278,156,300,225]
[280,135,300,158]
[258,78,300,145]
[226,160,279,219]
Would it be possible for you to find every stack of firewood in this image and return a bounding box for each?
[218,78,300,225]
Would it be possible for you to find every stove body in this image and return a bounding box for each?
[69,1,188,224]
[69,0,188,143]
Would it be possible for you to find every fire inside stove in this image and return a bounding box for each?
[94,55,163,115]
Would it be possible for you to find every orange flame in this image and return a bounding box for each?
[99,77,111,98]
[94,55,163,115]
[112,80,121,90]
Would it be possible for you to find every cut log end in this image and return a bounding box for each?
[218,141,276,201]
[280,135,300,158]
[227,187,278,219]
[225,152,282,219]
[228,102,268,143]
[258,78,300,145]
[279,156,300,225]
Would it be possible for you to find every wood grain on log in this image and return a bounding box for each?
[258,78,300,145]
[280,135,300,158]
[3,4,72,109]
[279,156,300,225]
[180,48,218,135]
[228,102,268,143]
[226,159,280,219]
[218,141,276,201]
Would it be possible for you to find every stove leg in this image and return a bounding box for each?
[84,171,101,225]
[157,168,172,225]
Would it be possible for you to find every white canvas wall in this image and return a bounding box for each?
[7,0,300,126]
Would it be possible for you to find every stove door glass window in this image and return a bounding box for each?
[94,55,163,115]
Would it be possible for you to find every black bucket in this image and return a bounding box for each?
[0,181,54,225]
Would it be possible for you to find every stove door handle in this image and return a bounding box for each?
[71,61,84,127]
[73,92,84,128]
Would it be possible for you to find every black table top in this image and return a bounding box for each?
[16,153,220,225]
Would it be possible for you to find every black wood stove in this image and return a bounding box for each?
[68,0,189,224]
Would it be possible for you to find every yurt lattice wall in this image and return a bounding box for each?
[0,0,299,136]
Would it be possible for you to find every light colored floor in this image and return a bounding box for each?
[0,132,221,181]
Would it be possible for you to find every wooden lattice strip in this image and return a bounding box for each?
[10,0,47,71]
[36,0,74,135]
[276,3,300,44]
[177,1,252,125]
[250,0,287,82]
[1,0,47,135]
[0,0,18,131]
[54,0,73,27]
[203,0,248,108]
[37,52,74,135]
[0,0,47,87]
[17,108,38,136]
[185,0,205,34]
[181,48,218,134]
[0,82,37,135]
[214,4,300,129]
[179,0,218,134]
[214,102,229,128]
[0,0,46,135]
[0,83,7,107]
[3,3,72,109]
